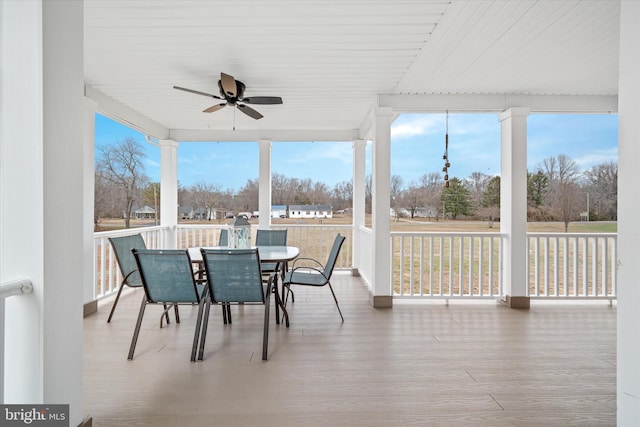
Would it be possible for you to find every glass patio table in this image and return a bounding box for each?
[187,245,299,327]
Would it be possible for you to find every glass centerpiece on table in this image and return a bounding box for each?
[227,215,251,249]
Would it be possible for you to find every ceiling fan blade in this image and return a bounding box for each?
[237,104,263,120]
[220,73,237,98]
[203,103,227,113]
[173,86,222,100]
[241,96,283,105]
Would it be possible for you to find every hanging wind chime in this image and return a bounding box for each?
[442,111,451,188]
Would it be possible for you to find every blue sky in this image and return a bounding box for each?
[95,112,618,191]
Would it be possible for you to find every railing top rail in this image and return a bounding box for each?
[176,224,227,229]
[270,223,352,229]
[0,278,33,300]
[94,225,167,238]
[391,231,505,237]
[527,232,617,237]
[176,223,353,229]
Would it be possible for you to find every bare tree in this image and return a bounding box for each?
[96,138,148,228]
[466,171,491,211]
[553,181,584,232]
[235,178,259,212]
[539,154,582,225]
[480,175,500,228]
[94,170,123,227]
[142,182,160,225]
[390,175,404,219]
[331,180,353,210]
[583,161,617,220]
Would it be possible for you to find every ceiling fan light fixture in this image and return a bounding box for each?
[174,72,282,122]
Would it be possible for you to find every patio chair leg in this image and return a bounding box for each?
[281,268,295,304]
[262,286,271,361]
[160,304,175,328]
[222,304,228,324]
[161,304,171,327]
[222,303,232,324]
[128,295,147,360]
[283,284,295,306]
[191,299,206,362]
[327,281,344,322]
[174,304,180,323]
[198,301,212,361]
[107,283,126,323]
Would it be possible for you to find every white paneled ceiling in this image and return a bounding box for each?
[84,0,620,141]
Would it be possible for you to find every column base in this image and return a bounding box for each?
[83,300,98,317]
[502,295,530,309]
[368,290,392,308]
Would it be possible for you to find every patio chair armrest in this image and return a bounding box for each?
[122,269,138,284]
[290,257,324,271]
[288,265,328,281]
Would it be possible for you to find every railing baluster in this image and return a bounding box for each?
[429,236,434,296]
[419,236,425,296]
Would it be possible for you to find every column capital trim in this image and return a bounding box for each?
[499,107,530,122]
[159,139,179,148]
[374,106,394,117]
[352,139,366,148]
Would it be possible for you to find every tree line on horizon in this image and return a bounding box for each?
[95,138,617,232]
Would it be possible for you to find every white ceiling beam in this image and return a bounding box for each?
[168,128,359,143]
[378,94,619,114]
[85,85,169,139]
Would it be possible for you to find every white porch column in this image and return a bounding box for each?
[617,1,640,424]
[258,139,272,229]
[352,139,366,274]
[371,108,393,307]
[499,107,530,309]
[1,0,44,406]
[160,139,179,248]
[83,98,98,315]
[1,0,86,424]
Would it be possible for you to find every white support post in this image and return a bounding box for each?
[499,107,530,309]
[160,139,179,248]
[41,2,85,421]
[617,1,640,424]
[258,140,272,229]
[352,139,366,274]
[371,108,393,307]
[83,98,98,315]
[1,0,44,406]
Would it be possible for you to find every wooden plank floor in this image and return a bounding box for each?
[84,273,616,426]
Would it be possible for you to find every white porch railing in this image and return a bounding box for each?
[391,232,504,299]
[1,277,34,402]
[93,226,165,299]
[176,223,353,270]
[527,233,617,299]
[93,226,618,302]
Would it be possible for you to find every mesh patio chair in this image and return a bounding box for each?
[107,234,147,323]
[282,233,345,322]
[129,249,205,361]
[218,228,228,246]
[255,229,289,282]
[197,248,273,361]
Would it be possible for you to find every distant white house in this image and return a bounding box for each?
[130,205,156,219]
[288,204,333,219]
[178,206,194,219]
[271,205,287,218]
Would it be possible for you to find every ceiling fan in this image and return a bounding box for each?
[173,72,283,120]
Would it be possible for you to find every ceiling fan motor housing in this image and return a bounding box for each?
[218,79,246,103]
